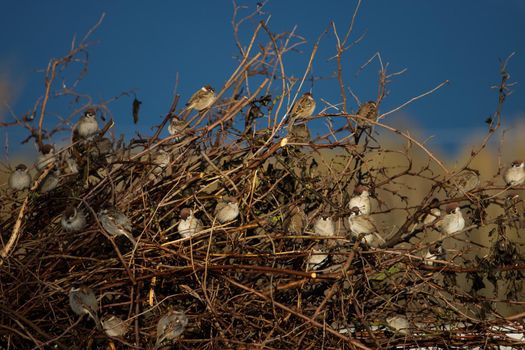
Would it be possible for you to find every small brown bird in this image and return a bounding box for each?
[214,196,239,223]
[355,101,378,125]
[36,144,56,170]
[151,149,171,176]
[186,85,216,111]
[448,169,480,196]
[424,242,447,266]
[434,203,465,236]
[177,208,203,238]
[75,108,99,139]
[347,207,385,247]
[504,160,525,186]
[61,206,87,232]
[64,154,79,175]
[8,164,31,191]
[69,285,100,327]
[38,169,60,193]
[98,208,136,245]
[101,315,129,337]
[90,137,113,157]
[306,245,329,271]
[287,123,311,144]
[168,116,187,139]
[289,92,316,121]
[386,315,410,335]
[349,185,371,215]
[154,309,188,350]
[422,198,441,225]
[313,213,335,237]
[284,204,307,233]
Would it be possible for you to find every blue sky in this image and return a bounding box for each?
[1,0,524,155]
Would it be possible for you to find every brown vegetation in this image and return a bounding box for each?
[1,3,524,349]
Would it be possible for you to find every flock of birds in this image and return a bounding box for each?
[4,85,525,345]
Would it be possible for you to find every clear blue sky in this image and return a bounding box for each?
[1,0,524,155]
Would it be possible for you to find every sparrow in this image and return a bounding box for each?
[313,213,335,237]
[36,144,56,170]
[75,108,99,139]
[448,169,480,196]
[355,101,378,125]
[386,315,409,335]
[101,315,129,337]
[287,92,315,143]
[98,208,136,245]
[61,206,87,232]
[8,164,31,191]
[289,92,316,121]
[154,309,188,350]
[168,116,187,139]
[306,245,329,271]
[422,198,441,225]
[424,242,447,266]
[504,193,524,227]
[69,285,100,327]
[177,208,203,238]
[434,203,465,236]
[503,160,525,186]
[214,196,239,223]
[287,123,311,144]
[90,137,113,157]
[38,169,60,193]
[151,149,171,176]
[186,85,216,111]
[64,155,79,175]
[284,204,307,234]
[347,207,385,247]
[348,185,371,215]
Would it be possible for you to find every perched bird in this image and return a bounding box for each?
[154,309,188,350]
[306,245,329,271]
[505,193,524,227]
[448,169,480,196]
[69,285,100,327]
[61,206,87,232]
[38,169,60,193]
[186,85,216,111]
[434,203,465,236]
[36,144,56,170]
[8,164,31,191]
[90,137,113,157]
[75,108,99,139]
[313,214,335,237]
[349,185,371,215]
[286,92,315,144]
[355,101,378,125]
[504,160,525,186]
[425,242,447,266]
[98,208,136,245]
[284,204,307,234]
[289,92,316,121]
[177,208,203,238]
[101,315,129,337]
[347,207,385,247]
[287,123,311,144]
[168,117,187,139]
[386,315,410,335]
[422,198,441,226]
[151,149,171,176]
[64,155,79,175]
[214,196,239,223]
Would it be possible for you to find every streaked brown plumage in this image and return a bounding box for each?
[186,85,216,111]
